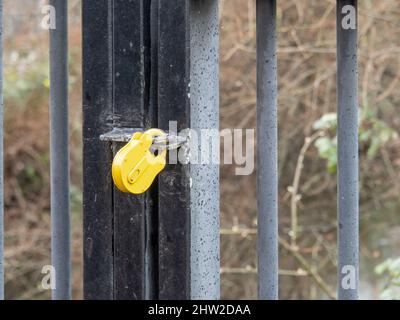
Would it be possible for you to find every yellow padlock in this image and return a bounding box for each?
[112,129,167,194]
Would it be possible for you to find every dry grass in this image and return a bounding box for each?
[220,0,400,299]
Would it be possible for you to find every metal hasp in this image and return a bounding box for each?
[337,0,359,300]
[100,128,142,143]
[83,0,220,300]
[0,0,4,301]
[49,0,71,300]
[100,128,188,150]
[256,0,279,300]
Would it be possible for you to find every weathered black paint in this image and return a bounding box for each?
[157,0,191,299]
[83,0,191,300]
[82,0,114,300]
[112,0,151,300]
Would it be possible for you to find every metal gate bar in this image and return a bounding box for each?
[112,0,151,300]
[82,0,114,300]
[49,0,71,300]
[256,0,279,300]
[336,0,359,300]
[0,0,368,302]
[190,0,220,300]
[156,0,191,299]
[0,0,4,301]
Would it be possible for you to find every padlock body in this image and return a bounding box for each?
[112,131,167,194]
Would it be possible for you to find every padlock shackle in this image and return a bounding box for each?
[143,129,167,159]
[144,128,166,138]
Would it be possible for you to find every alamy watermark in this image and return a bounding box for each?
[159,121,255,176]
[340,265,357,290]
[41,265,56,290]
[341,5,356,30]
[41,5,56,30]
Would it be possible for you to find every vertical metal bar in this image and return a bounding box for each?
[83,0,154,300]
[146,0,159,301]
[190,0,220,300]
[256,0,279,300]
[112,0,151,300]
[0,0,4,301]
[157,0,191,300]
[49,0,70,300]
[337,0,359,300]
[83,0,114,300]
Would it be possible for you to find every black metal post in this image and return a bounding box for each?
[112,0,152,300]
[83,0,191,300]
[156,0,191,299]
[83,0,114,299]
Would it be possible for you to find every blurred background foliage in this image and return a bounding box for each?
[2,0,400,299]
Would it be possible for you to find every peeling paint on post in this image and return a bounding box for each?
[337,0,359,300]
[190,0,220,300]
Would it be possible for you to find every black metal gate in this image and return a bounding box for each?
[83,0,193,300]
[0,0,362,301]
